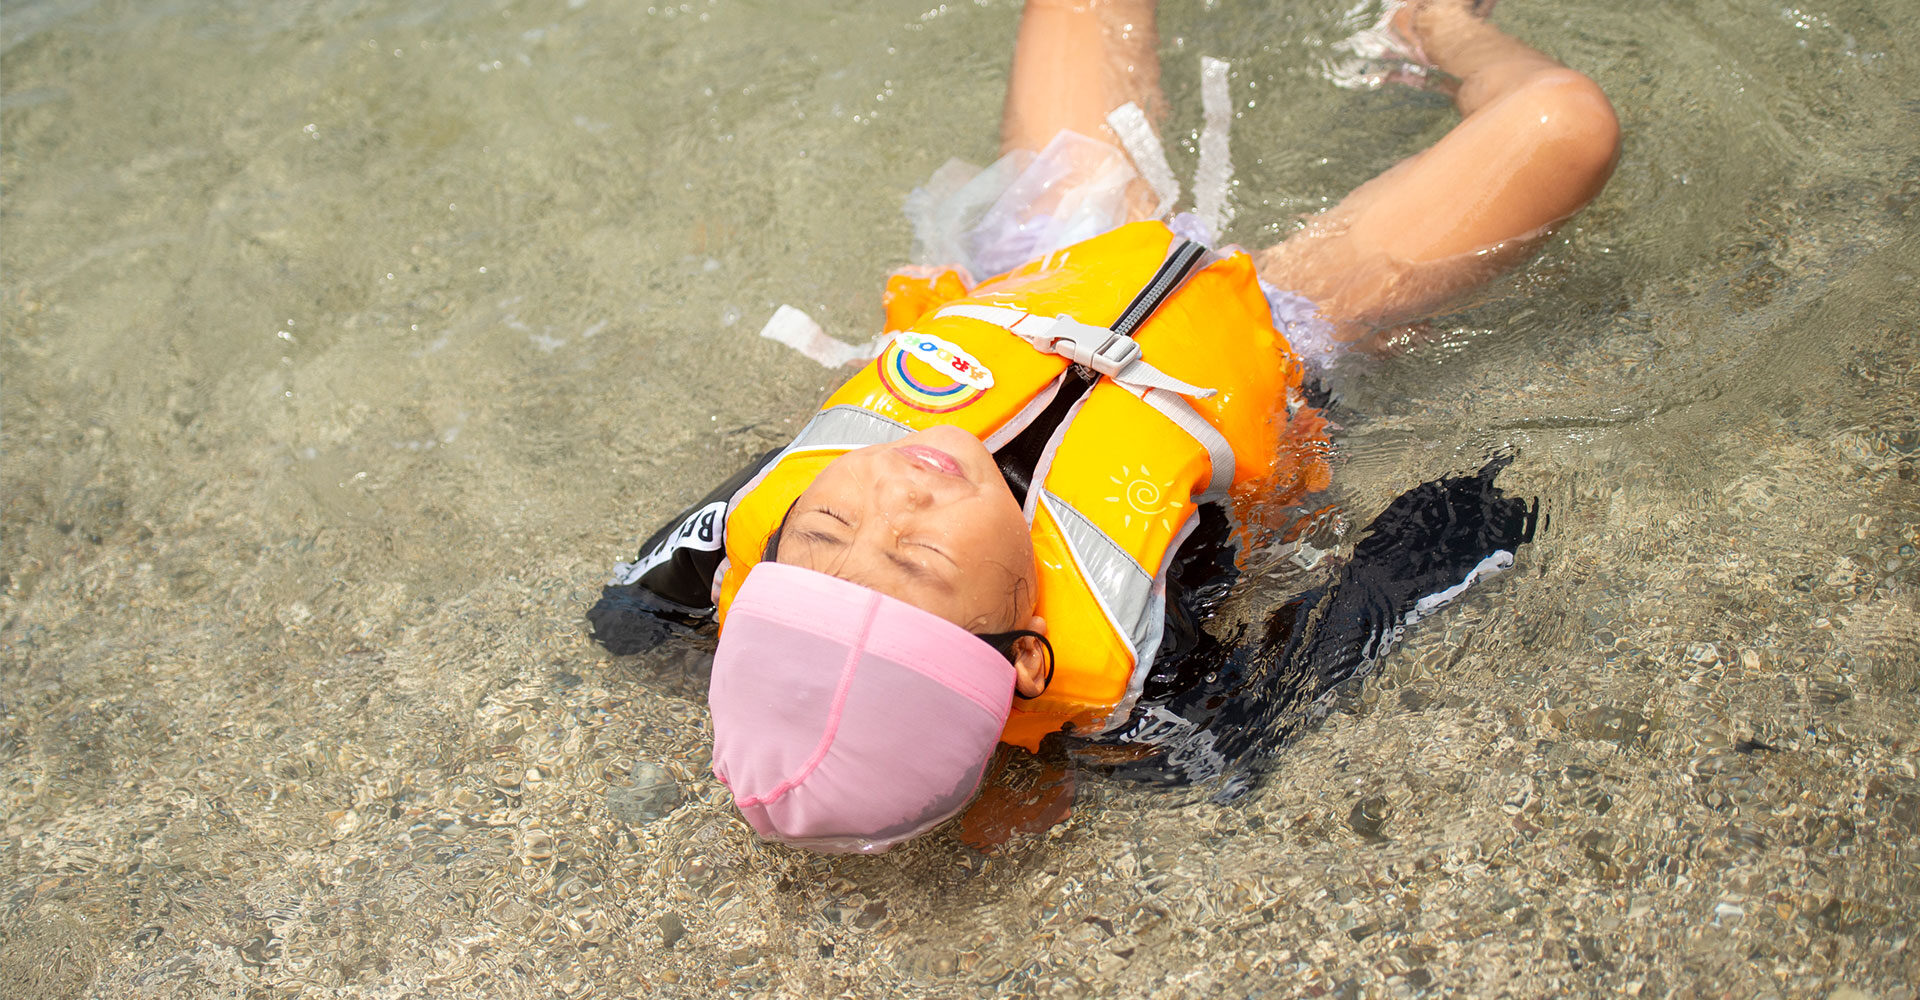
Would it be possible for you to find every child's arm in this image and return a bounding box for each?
[1256,1,1620,345]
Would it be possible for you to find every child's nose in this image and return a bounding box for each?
[876,474,933,513]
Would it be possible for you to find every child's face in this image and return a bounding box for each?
[776,425,1037,632]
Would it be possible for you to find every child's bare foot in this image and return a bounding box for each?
[1326,0,1495,92]
[1387,0,1569,115]
[1387,0,1499,70]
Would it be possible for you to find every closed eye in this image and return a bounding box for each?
[792,506,853,546]
[883,551,950,589]
[903,538,956,567]
[797,528,846,548]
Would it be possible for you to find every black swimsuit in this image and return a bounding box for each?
[590,392,1537,788]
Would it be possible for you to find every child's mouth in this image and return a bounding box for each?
[897,444,966,477]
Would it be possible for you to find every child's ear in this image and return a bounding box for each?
[1012,616,1050,699]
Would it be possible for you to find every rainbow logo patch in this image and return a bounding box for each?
[877,331,995,413]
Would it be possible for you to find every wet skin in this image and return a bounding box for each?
[775,424,1050,696]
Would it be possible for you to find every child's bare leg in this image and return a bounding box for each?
[1002,0,1162,154]
[1258,0,1621,344]
[1002,0,1165,218]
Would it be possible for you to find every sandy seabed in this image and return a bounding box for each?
[4,0,1917,997]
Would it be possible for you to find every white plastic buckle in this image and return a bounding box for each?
[1088,332,1142,374]
[1048,315,1142,376]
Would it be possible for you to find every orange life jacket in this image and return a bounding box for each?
[715,221,1329,750]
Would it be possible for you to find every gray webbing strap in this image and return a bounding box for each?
[933,305,1218,399]
[931,234,1238,492]
[1131,387,1237,500]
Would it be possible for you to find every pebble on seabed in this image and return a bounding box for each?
[606,761,684,824]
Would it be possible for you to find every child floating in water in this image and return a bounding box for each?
[591,0,1618,852]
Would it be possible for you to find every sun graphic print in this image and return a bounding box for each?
[1105,464,1180,535]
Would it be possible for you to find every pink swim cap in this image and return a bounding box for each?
[709,562,1014,853]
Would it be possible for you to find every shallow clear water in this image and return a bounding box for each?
[3,0,1917,997]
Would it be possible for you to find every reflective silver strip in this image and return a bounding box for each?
[788,405,914,452]
[726,405,913,507]
[1106,512,1198,732]
[1038,489,1161,717]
